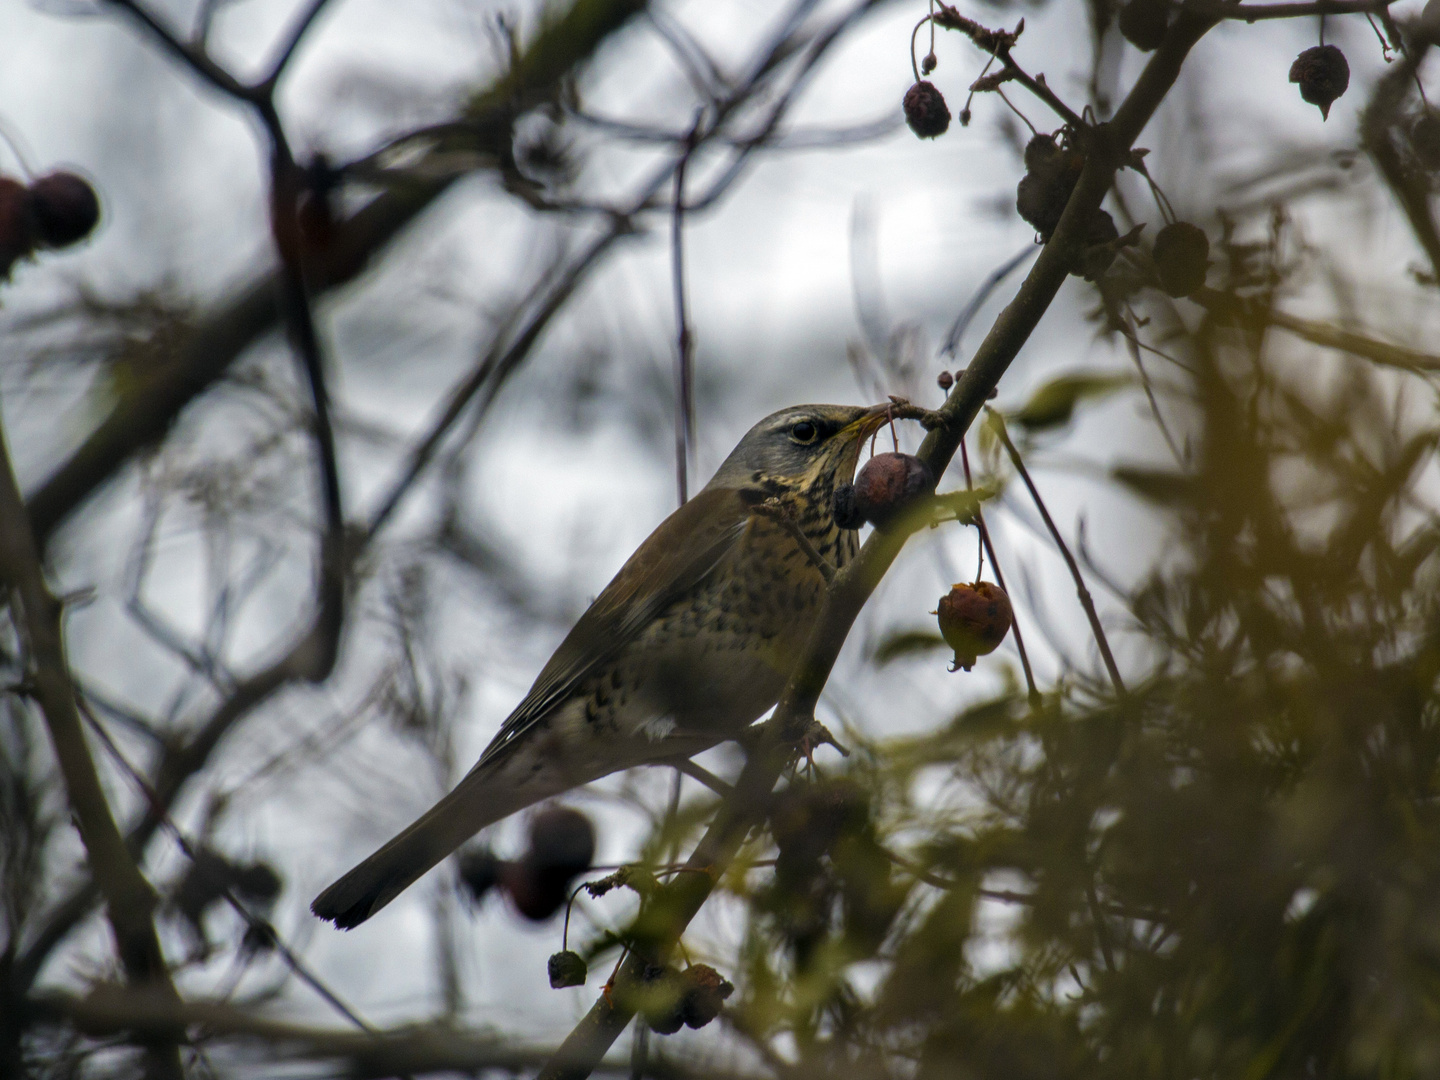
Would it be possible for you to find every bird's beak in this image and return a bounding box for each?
[840,402,896,443]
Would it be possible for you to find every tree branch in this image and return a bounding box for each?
[0,413,183,1080]
[25,0,651,548]
[538,10,1220,1079]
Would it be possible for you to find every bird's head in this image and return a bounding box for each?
[706,403,894,503]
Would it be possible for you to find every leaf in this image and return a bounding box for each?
[1111,465,1196,508]
[870,630,949,666]
[1009,371,1134,432]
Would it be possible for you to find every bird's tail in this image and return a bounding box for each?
[311,761,549,929]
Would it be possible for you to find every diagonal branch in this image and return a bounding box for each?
[0,412,183,1080]
[538,9,1221,1079]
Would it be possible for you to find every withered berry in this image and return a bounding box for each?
[679,964,735,1028]
[1289,45,1349,120]
[639,966,687,1035]
[29,172,99,248]
[1118,0,1170,51]
[937,582,1013,671]
[1016,134,1085,241]
[852,452,933,527]
[1153,221,1209,298]
[937,370,954,391]
[548,950,588,988]
[0,177,35,276]
[904,81,951,139]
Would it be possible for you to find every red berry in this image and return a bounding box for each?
[500,806,595,920]
[904,81,951,139]
[936,582,1013,671]
[29,171,99,248]
[852,452,933,527]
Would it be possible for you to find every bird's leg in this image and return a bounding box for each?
[750,499,836,583]
[796,719,850,771]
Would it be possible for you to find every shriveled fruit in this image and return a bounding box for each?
[852,452,933,526]
[1016,133,1085,241]
[548,950,588,988]
[904,80,951,139]
[637,965,687,1034]
[1153,221,1209,297]
[1118,0,1170,51]
[1289,45,1349,120]
[679,964,735,1028]
[937,582,1013,671]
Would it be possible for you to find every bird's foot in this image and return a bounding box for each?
[796,720,850,771]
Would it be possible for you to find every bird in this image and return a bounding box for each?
[312,401,894,929]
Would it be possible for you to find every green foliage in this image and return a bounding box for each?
[679,219,1440,1079]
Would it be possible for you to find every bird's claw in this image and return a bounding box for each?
[795,720,850,771]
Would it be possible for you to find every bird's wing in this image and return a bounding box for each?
[473,485,757,769]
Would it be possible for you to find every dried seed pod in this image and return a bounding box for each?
[1411,112,1440,171]
[0,177,35,277]
[1153,221,1210,298]
[548,950,588,988]
[832,482,865,530]
[936,582,1013,671]
[29,172,99,248]
[937,370,954,391]
[1289,45,1349,120]
[852,452,934,527]
[904,80,951,139]
[679,964,735,1028]
[1117,0,1171,51]
[1016,134,1085,241]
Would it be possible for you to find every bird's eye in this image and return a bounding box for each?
[790,420,818,444]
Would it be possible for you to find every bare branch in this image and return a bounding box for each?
[539,10,1220,1077]
[0,409,184,1080]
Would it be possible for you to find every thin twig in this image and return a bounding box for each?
[960,441,1040,706]
[75,696,390,1040]
[672,114,703,506]
[986,409,1126,695]
[538,10,1217,1075]
[0,407,184,1080]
